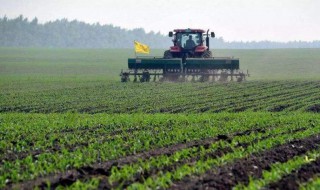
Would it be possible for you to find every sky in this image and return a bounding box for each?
[1,0,319,42]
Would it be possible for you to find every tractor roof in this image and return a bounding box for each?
[174,29,205,33]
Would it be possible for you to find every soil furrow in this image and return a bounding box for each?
[267,157,320,190]
[1,125,156,162]
[169,134,320,190]
[108,147,233,189]
[14,126,299,189]
[114,126,306,189]
[5,129,256,190]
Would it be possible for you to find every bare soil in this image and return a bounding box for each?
[169,134,320,190]
[6,130,247,190]
[307,104,320,113]
[268,157,320,190]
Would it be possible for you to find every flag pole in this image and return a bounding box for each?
[134,40,137,58]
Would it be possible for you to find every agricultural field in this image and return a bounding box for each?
[1,112,320,190]
[1,80,320,113]
[0,48,320,189]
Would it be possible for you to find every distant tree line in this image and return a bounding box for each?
[211,37,320,49]
[1,15,320,49]
[0,15,170,48]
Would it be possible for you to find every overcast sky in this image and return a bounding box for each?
[1,0,319,42]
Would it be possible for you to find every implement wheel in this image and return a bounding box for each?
[140,71,150,82]
[121,72,130,82]
[201,50,212,58]
[219,71,229,82]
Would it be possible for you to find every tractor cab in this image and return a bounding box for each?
[165,28,215,58]
[175,32,202,49]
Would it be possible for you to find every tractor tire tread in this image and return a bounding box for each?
[201,50,212,58]
[164,50,173,59]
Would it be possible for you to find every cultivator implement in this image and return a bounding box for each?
[120,57,249,82]
[120,28,249,82]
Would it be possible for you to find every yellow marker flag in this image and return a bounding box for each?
[134,41,150,54]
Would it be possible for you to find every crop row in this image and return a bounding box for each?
[126,129,320,189]
[234,150,320,190]
[300,177,320,190]
[1,112,320,189]
[27,118,320,190]
[1,81,319,113]
[85,121,310,189]
[2,111,306,157]
[266,154,320,190]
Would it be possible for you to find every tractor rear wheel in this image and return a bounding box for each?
[201,50,212,58]
[164,50,173,58]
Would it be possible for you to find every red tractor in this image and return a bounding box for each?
[163,28,215,60]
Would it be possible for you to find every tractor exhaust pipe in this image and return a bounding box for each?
[206,29,210,50]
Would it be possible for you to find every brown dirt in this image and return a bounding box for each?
[235,127,306,148]
[8,126,298,190]
[267,157,320,190]
[268,104,290,112]
[6,130,246,190]
[306,104,320,113]
[101,147,234,189]
[96,127,301,189]
[169,134,320,190]
[6,127,307,190]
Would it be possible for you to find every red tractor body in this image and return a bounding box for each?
[165,28,214,59]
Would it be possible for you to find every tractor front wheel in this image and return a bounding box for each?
[164,50,173,59]
[201,50,212,58]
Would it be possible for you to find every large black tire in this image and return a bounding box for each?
[163,50,173,58]
[121,76,129,82]
[201,50,212,58]
[120,73,129,82]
